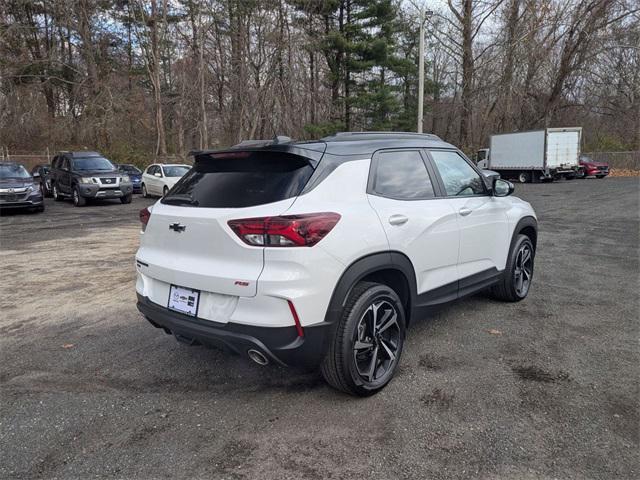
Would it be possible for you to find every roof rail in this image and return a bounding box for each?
[322,131,441,141]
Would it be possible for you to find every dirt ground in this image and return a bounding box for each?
[1,178,638,479]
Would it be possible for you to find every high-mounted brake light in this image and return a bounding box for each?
[139,207,151,231]
[228,212,341,247]
[208,151,251,159]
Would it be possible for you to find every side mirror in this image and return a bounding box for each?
[493,178,514,197]
[154,172,162,177]
[32,172,41,178]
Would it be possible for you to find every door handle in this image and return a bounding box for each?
[458,207,472,216]
[388,214,409,226]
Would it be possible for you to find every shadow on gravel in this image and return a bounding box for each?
[512,365,571,383]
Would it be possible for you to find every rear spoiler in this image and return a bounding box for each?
[190,141,327,167]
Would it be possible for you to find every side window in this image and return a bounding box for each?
[147,165,156,175]
[62,157,70,170]
[430,150,486,196]
[370,150,435,200]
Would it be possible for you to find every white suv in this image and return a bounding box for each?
[135,132,537,396]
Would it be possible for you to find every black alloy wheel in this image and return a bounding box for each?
[352,300,402,385]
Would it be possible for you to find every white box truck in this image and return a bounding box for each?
[475,127,582,183]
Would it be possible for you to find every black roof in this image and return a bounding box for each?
[58,151,102,157]
[191,131,455,162]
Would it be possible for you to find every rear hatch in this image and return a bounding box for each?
[137,146,324,297]
[546,128,581,169]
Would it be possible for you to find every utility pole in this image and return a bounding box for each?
[417,5,433,133]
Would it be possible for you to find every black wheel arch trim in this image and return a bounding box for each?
[511,216,538,251]
[323,251,417,331]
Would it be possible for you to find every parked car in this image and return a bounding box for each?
[135,132,538,396]
[116,164,143,193]
[0,162,45,212]
[30,164,52,197]
[49,151,133,207]
[141,163,191,197]
[579,155,609,178]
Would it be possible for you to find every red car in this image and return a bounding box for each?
[579,156,609,178]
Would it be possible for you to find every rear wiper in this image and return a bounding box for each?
[163,194,199,206]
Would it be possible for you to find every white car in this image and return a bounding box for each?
[141,163,191,197]
[135,132,537,396]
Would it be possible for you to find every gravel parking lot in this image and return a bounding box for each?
[1,178,638,479]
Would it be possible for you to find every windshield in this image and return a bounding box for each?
[72,156,115,171]
[163,165,190,177]
[119,164,141,174]
[0,164,31,179]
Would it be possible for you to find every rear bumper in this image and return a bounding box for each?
[136,294,332,367]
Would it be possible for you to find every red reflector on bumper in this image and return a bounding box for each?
[287,300,304,337]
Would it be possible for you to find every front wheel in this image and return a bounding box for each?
[142,183,148,198]
[120,193,132,204]
[72,186,86,207]
[163,186,169,197]
[321,282,406,396]
[491,234,534,302]
[518,172,530,184]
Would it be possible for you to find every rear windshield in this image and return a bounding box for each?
[119,164,141,174]
[163,165,190,177]
[164,152,314,208]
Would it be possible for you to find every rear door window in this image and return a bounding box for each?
[164,151,314,208]
[369,150,435,200]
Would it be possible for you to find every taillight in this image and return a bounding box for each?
[228,212,340,247]
[139,207,151,231]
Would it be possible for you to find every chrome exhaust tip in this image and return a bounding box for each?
[247,349,269,366]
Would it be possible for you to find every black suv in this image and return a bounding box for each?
[0,162,45,212]
[50,152,133,206]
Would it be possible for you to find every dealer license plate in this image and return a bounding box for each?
[168,285,200,317]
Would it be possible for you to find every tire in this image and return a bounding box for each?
[518,172,530,184]
[52,184,64,202]
[163,186,169,197]
[72,186,86,207]
[320,282,406,397]
[142,183,148,198]
[596,175,606,179]
[577,170,586,179]
[120,193,132,204]
[491,234,534,302]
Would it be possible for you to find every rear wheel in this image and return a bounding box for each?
[491,234,534,302]
[72,186,86,207]
[52,184,64,201]
[321,282,406,396]
[518,172,530,184]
